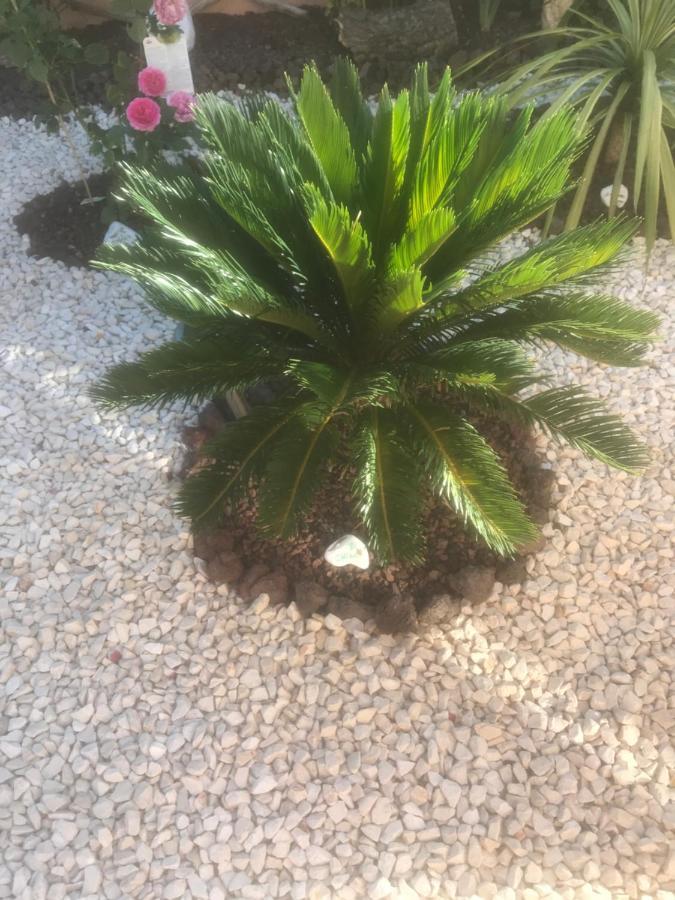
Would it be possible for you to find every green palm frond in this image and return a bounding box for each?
[353,409,425,563]
[453,291,659,365]
[464,385,650,472]
[91,337,286,410]
[295,64,359,206]
[258,370,354,537]
[94,63,658,564]
[407,402,537,555]
[176,401,304,526]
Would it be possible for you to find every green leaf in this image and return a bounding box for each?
[1,38,30,67]
[361,86,411,258]
[407,402,537,555]
[177,402,304,526]
[475,386,651,473]
[390,207,456,271]
[27,56,48,83]
[296,65,359,207]
[257,402,341,538]
[90,336,287,409]
[446,218,637,314]
[453,292,659,366]
[407,339,537,390]
[127,17,147,44]
[634,51,663,254]
[659,128,675,242]
[306,188,375,313]
[328,57,372,159]
[353,408,424,564]
[565,84,628,231]
[524,387,650,471]
[408,91,483,228]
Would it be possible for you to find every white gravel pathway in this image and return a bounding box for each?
[0,116,673,900]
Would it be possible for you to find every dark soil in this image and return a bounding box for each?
[0,3,538,120]
[192,10,343,95]
[14,172,121,268]
[184,402,556,627]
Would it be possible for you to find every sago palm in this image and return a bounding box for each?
[93,61,658,564]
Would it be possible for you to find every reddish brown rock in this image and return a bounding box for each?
[238,563,271,599]
[328,595,373,624]
[198,401,229,436]
[496,558,529,586]
[205,550,244,585]
[193,528,235,560]
[294,579,328,617]
[375,593,418,634]
[248,570,289,606]
[417,593,461,629]
[517,532,547,557]
[455,565,496,603]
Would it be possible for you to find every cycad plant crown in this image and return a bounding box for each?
[93,61,658,564]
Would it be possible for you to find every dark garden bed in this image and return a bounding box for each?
[13,172,115,268]
[181,401,557,634]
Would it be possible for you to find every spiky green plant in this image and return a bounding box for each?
[92,61,658,564]
[497,0,675,253]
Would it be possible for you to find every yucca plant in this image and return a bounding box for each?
[497,0,675,253]
[92,61,658,565]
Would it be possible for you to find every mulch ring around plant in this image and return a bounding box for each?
[180,403,558,634]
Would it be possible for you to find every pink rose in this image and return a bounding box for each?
[153,0,186,26]
[167,90,196,123]
[126,97,162,132]
[137,66,167,97]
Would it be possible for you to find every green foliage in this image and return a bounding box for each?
[479,0,502,32]
[0,0,108,114]
[498,0,675,254]
[93,62,658,564]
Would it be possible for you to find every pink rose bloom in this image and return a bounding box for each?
[126,97,162,132]
[153,0,186,26]
[137,66,167,97]
[167,90,196,123]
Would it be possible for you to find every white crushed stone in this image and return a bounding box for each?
[0,113,673,900]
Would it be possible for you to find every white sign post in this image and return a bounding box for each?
[143,8,195,95]
[143,34,194,94]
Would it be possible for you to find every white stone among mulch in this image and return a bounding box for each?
[0,113,673,900]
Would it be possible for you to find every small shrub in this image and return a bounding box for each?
[93,62,658,563]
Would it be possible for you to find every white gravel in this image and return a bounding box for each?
[0,114,673,900]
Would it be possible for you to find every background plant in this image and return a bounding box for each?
[0,0,110,196]
[1,0,195,220]
[93,61,657,564]
[479,0,502,33]
[497,0,675,253]
[477,0,576,33]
